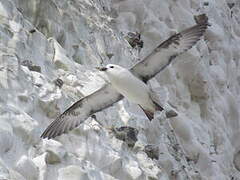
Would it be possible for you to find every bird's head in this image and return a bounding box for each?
[96,64,124,76]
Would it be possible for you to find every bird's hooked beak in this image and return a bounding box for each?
[96,66,107,71]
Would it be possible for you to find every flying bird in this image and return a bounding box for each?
[96,64,165,120]
[41,17,208,139]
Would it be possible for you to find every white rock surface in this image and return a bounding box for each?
[0,0,239,179]
[14,155,39,180]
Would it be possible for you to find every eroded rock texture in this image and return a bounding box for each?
[0,0,240,179]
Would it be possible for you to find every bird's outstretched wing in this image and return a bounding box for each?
[131,18,208,82]
[41,84,123,139]
[41,16,207,139]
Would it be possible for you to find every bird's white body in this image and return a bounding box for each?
[104,64,156,112]
[41,20,207,138]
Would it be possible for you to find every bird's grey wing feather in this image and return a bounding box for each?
[131,20,208,82]
[41,84,123,139]
[41,16,208,139]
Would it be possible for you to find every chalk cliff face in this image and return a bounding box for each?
[0,0,239,179]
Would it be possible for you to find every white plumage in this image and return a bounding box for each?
[41,16,208,139]
[104,64,156,112]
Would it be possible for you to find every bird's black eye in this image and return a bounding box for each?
[109,66,114,68]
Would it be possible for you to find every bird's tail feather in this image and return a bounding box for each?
[152,101,164,111]
[139,105,154,121]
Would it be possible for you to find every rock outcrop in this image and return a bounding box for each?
[0,0,239,179]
